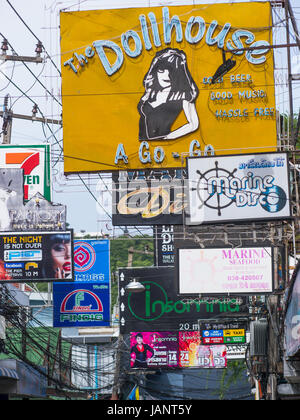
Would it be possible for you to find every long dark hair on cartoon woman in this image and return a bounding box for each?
[41,233,71,279]
[138,48,199,141]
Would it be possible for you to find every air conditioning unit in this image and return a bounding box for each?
[250,319,268,357]
[284,359,300,384]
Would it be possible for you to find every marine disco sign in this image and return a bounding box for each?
[186,152,291,225]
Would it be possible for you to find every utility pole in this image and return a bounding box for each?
[284,0,295,146]
[1,94,12,144]
[0,38,43,64]
[0,104,62,145]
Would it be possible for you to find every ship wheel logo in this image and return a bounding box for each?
[192,161,237,216]
[191,160,287,216]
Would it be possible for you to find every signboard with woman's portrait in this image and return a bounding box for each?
[60,2,276,173]
[0,231,74,282]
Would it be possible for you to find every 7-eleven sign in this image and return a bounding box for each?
[0,145,51,201]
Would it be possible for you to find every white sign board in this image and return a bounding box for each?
[177,247,273,295]
[0,316,5,340]
[186,152,291,225]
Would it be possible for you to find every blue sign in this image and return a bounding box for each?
[202,330,223,338]
[74,239,110,282]
[53,282,110,327]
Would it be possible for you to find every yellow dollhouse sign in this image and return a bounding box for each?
[60,2,276,173]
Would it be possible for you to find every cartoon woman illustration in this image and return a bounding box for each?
[130,333,155,368]
[138,48,199,141]
[42,233,72,279]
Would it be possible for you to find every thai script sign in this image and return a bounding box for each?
[177,246,274,295]
[130,331,179,369]
[60,2,276,172]
[186,152,291,225]
[9,193,66,231]
[130,330,227,369]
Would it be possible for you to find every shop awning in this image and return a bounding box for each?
[0,367,19,380]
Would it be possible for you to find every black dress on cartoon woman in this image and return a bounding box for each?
[138,48,199,141]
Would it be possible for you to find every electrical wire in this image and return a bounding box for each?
[5,0,61,77]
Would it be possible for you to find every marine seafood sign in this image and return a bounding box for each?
[60,2,276,172]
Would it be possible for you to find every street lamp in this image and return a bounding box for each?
[125,278,145,293]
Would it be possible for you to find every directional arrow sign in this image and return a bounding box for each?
[120,272,125,282]
[120,288,125,296]
[121,317,125,326]
[120,303,125,312]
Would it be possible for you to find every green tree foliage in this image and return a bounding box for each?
[110,235,154,309]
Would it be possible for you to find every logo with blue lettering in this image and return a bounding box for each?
[194,158,287,216]
[4,250,42,261]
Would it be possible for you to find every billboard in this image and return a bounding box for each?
[186,152,291,225]
[9,193,66,232]
[0,231,73,282]
[130,331,179,369]
[74,239,110,282]
[200,321,247,345]
[53,282,110,327]
[112,170,186,225]
[177,246,274,295]
[119,267,249,334]
[130,331,227,369]
[0,145,51,201]
[179,332,227,368]
[154,225,175,266]
[60,2,276,173]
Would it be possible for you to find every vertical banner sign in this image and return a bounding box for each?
[60,2,276,173]
[0,145,51,201]
[53,282,110,327]
[154,225,174,266]
[179,331,201,367]
[74,239,110,282]
[186,152,291,225]
[0,231,73,282]
[0,168,24,231]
